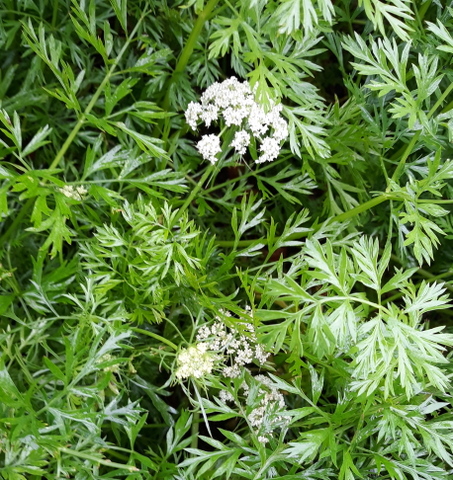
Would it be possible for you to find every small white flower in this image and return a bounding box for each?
[249,406,266,427]
[200,104,219,127]
[266,104,283,123]
[240,381,250,394]
[185,101,203,130]
[98,354,119,373]
[175,344,215,379]
[255,344,270,365]
[186,77,288,165]
[223,364,242,378]
[245,375,287,439]
[254,374,274,388]
[257,137,281,164]
[230,130,250,155]
[219,390,235,403]
[223,106,250,127]
[258,435,270,444]
[196,325,211,342]
[248,104,269,137]
[59,185,88,201]
[271,117,289,142]
[189,310,271,382]
[196,134,221,164]
[235,342,255,366]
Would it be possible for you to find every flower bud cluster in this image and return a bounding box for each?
[196,309,270,378]
[218,374,287,445]
[185,77,288,164]
[174,308,269,381]
[175,343,216,379]
[248,375,287,444]
[59,185,88,201]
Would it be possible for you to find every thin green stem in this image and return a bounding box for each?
[0,13,147,246]
[49,13,147,170]
[173,165,215,224]
[153,0,219,148]
[418,198,453,204]
[51,0,59,28]
[0,197,34,245]
[215,194,395,248]
[391,82,453,183]
[59,447,139,472]
[131,327,178,351]
[427,81,453,118]
[390,131,421,184]
[328,194,393,224]
[204,158,285,195]
[161,0,219,113]
[191,411,200,449]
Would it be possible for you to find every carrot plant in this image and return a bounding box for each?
[1,0,453,479]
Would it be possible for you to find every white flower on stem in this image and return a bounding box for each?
[249,406,267,428]
[223,106,250,127]
[59,185,88,201]
[200,104,219,127]
[271,117,289,142]
[185,101,203,130]
[257,137,281,164]
[223,364,242,378]
[248,104,270,137]
[196,325,211,342]
[196,134,221,164]
[202,77,253,109]
[196,306,270,373]
[246,375,287,442]
[219,390,235,403]
[185,77,288,164]
[230,130,250,155]
[255,344,270,365]
[175,344,216,379]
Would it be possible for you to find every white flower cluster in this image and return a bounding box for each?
[98,353,120,373]
[185,77,288,164]
[59,185,88,201]
[175,344,216,379]
[174,308,269,382]
[196,310,269,379]
[217,374,287,445]
[248,375,286,444]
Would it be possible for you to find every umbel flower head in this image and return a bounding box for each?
[185,77,288,165]
[59,184,88,201]
[174,307,270,381]
[175,343,216,379]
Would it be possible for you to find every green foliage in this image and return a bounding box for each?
[1,0,453,479]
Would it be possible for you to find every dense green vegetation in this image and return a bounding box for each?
[1,0,453,478]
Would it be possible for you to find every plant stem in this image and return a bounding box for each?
[0,197,34,245]
[327,194,392,224]
[49,13,146,171]
[390,131,421,184]
[59,447,139,472]
[131,327,178,351]
[391,82,453,183]
[191,411,200,448]
[153,0,219,152]
[173,165,215,223]
[160,0,219,114]
[0,13,147,246]
[215,194,393,248]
